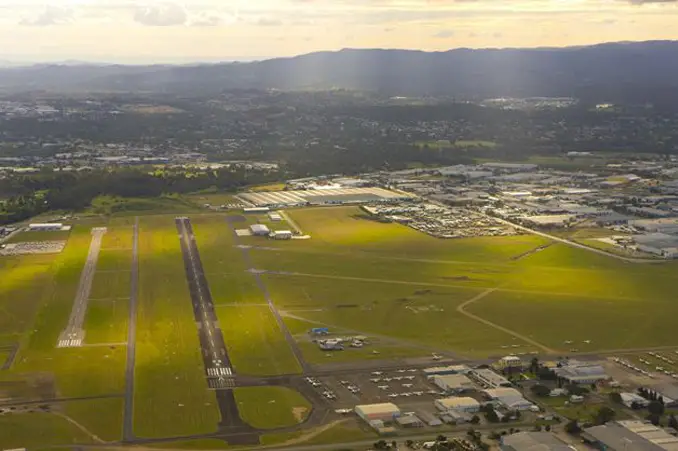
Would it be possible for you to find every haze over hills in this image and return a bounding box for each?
[2,40,678,103]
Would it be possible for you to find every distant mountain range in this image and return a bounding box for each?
[2,41,678,102]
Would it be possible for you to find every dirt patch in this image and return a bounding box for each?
[227,215,247,223]
[292,406,308,423]
[510,243,553,261]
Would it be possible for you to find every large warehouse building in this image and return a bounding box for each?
[435,396,480,413]
[501,431,575,451]
[431,374,476,393]
[354,403,401,422]
[237,187,416,208]
[583,420,678,451]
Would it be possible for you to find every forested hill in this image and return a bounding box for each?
[2,40,678,103]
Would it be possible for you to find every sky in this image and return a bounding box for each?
[0,0,677,64]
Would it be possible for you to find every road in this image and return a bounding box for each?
[57,227,107,348]
[485,213,658,264]
[123,218,139,442]
[176,217,255,439]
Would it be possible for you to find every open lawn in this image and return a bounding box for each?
[63,397,124,442]
[133,216,220,438]
[0,254,55,343]
[87,195,202,217]
[96,250,132,271]
[267,275,536,357]
[234,386,310,429]
[217,305,301,375]
[0,412,96,448]
[84,299,128,343]
[89,270,131,300]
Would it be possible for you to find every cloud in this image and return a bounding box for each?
[190,14,223,27]
[134,2,187,26]
[255,17,284,26]
[434,29,455,38]
[20,5,72,26]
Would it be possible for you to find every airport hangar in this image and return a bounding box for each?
[237,187,416,208]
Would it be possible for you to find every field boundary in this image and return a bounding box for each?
[456,287,557,354]
[122,217,139,442]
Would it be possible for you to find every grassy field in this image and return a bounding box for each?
[84,299,128,343]
[234,386,310,429]
[267,276,532,357]
[218,305,301,375]
[0,412,96,448]
[4,229,71,244]
[8,224,128,399]
[63,397,125,442]
[86,195,202,217]
[247,207,678,357]
[133,216,220,438]
[0,254,55,344]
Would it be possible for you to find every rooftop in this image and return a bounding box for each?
[583,421,678,451]
[501,431,575,451]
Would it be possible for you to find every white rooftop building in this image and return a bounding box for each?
[430,374,476,393]
[434,396,480,413]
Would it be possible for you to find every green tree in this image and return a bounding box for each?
[595,406,616,425]
[648,400,665,416]
[531,384,551,397]
[608,392,622,404]
[565,420,581,434]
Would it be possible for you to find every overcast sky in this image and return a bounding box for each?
[0,0,677,63]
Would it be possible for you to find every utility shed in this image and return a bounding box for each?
[501,431,575,451]
[249,224,270,236]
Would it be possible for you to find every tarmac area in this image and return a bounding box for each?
[57,227,107,348]
[175,217,258,443]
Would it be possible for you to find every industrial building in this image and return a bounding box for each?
[396,414,424,428]
[355,403,401,422]
[500,431,575,451]
[434,397,481,413]
[496,355,524,370]
[270,230,293,240]
[430,374,476,393]
[28,223,70,231]
[483,388,535,411]
[268,212,282,221]
[620,392,650,408]
[554,360,609,384]
[633,233,678,259]
[249,224,270,236]
[237,187,416,208]
[583,420,678,451]
[469,368,512,388]
[423,365,472,377]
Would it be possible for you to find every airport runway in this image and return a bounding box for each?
[122,218,139,442]
[175,217,253,435]
[57,227,107,348]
